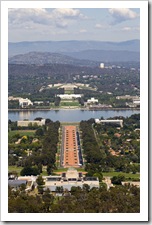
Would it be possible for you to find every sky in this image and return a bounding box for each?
[8,8,140,42]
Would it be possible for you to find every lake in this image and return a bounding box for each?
[8,109,140,122]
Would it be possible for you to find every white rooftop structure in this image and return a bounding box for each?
[19,98,33,108]
[45,168,99,191]
[95,119,123,127]
[17,119,46,127]
[87,97,98,104]
[57,94,82,99]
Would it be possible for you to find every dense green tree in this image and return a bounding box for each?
[111,175,125,185]
[36,175,45,194]
[20,166,40,176]
[35,128,44,136]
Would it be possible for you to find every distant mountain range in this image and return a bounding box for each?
[9,50,139,66]
[8,39,140,55]
[8,52,98,66]
[63,50,139,62]
[8,40,140,64]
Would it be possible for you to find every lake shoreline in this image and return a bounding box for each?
[8,109,140,122]
[8,107,140,111]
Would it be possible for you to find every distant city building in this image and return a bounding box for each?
[19,98,33,108]
[57,94,82,99]
[89,104,112,109]
[17,119,46,127]
[116,95,140,100]
[102,177,114,190]
[8,180,27,189]
[95,119,123,127]
[133,99,140,105]
[34,101,44,105]
[100,63,104,69]
[8,96,22,101]
[8,96,33,108]
[121,181,140,188]
[87,97,98,104]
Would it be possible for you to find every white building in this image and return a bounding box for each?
[17,119,45,127]
[44,168,99,192]
[57,94,82,99]
[95,119,123,127]
[133,99,140,105]
[19,98,33,108]
[100,63,104,69]
[87,97,98,104]
[8,96,22,101]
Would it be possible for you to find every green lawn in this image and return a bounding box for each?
[9,166,48,176]
[8,166,23,173]
[53,168,68,172]
[60,101,80,107]
[102,172,140,179]
[41,171,48,176]
[61,122,80,126]
[64,90,74,94]
[53,168,85,173]
[8,130,35,138]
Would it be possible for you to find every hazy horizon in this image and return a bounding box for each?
[8,8,140,43]
[8,38,140,44]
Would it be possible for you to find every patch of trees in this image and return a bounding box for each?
[8,100,19,109]
[124,114,140,128]
[93,115,140,173]
[54,97,61,106]
[80,119,104,175]
[20,166,41,176]
[41,121,60,167]
[30,88,64,102]
[8,120,60,175]
[80,114,140,175]
[78,97,84,106]
[57,184,140,213]
[111,175,125,185]
[19,120,60,174]
[8,185,54,213]
[8,183,140,213]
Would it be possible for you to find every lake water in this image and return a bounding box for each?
[8,109,140,122]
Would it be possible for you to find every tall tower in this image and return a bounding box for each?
[100,63,104,69]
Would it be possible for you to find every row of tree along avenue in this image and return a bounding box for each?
[8,114,140,213]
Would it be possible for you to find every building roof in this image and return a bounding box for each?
[45,183,99,192]
[8,180,27,187]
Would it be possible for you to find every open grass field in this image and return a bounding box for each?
[53,167,85,173]
[60,101,80,107]
[61,122,80,126]
[64,90,74,94]
[8,166,23,173]
[9,166,48,176]
[102,172,140,179]
[8,130,35,138]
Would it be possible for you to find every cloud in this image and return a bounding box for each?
[8,8,85,29]
[95,24,103,28]
[108,8,139,24]
[121,26,140,31]
[95,23,111,29]
[8,8,49,25]
[122,26,132,31]
[79,29,87,33]
[52,8,84,19]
